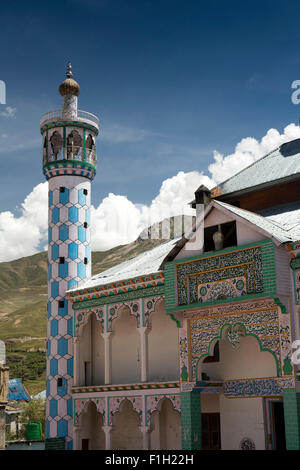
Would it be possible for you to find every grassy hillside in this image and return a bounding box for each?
[0,238,164,395]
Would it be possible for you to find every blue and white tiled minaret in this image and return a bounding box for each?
[41,63,99,449]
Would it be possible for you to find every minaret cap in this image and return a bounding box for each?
[59,62,80,97]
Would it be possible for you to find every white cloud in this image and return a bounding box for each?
[0,106,16,118]
[1,122,299,262]
[209,123,300,184]
[0,183,48,262]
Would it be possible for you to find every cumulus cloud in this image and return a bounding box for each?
[1,122,299,261]
[0,106,16,118]
[0,183,48,262]
[209,123,300,184]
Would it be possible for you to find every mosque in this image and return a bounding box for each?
[43,65,300,450]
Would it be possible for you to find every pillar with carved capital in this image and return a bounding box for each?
[101,332,112,384]
[139,425,151,450]
[138,327,149,382]
[72,425,81,450]
[103,425,113,450]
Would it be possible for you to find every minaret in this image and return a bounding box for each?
[40,63,99,449]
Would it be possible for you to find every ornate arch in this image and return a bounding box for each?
[194,321,280,380]
[74,397,105,425]
[75,308,104,337]
[109,396,143,425]
[146,395,181,425]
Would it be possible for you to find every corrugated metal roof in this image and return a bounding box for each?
[8,379,30,401]
[68,238,181,291]
[69,200,300,293]
[215,138,300,196]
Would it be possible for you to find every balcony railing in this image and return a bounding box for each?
[40,109,99,128]
[43,146,97,166]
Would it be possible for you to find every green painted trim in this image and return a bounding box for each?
[274,297,287,314]
[165,238,276,315]
[43,159,96,172]
[83,128,86,162]
[166,238,272,266]
[194,322,280,378]
[290,258,300,270]
[46,130,48,161]
[72,285,165,310]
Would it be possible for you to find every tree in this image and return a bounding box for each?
[21,398,45,438]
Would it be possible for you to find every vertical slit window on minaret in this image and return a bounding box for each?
[60,187,65,193]
[59,257,65,264]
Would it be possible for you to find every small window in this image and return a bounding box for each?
[59,187,65,193]
[84,257,88,265]
[58,300,64,309]
[203,342,220,363]
[204,221,237,252]
[59,257,65,264]
[84,222,88,228]
[83,189,88,196]
[57,377,63,387]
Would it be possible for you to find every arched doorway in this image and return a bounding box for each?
[79,313,104,386]
[151,398,181,449]
[148,299,179,382]
[111,307,140,384]
[111,399,143,450]
[80,401,105,450]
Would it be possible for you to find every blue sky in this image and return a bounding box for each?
[1,0,300,259]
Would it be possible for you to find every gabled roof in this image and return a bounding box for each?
[8,379,30,401]
[68,238,181,292]
[214,200,300,243]
[68,199,300,292]
[212,138,300,198]
[162,199,300,262]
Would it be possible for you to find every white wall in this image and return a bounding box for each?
[148,300,179,382]
[200,334,277,381]
[111,400,143,450]
[219,396,265,450]
[80,402,105,450]
[175,206,267,260]
[111,307,140,384]
[150,398,181,450]
[79,313,104,386]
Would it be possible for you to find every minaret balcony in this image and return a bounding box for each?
[40,109,99,130]
[43,146,96,166]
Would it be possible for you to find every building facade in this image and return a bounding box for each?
[44,69,300,450]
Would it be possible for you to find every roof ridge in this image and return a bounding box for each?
[214,144,281,190]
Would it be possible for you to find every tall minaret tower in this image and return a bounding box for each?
[40,64,99,449]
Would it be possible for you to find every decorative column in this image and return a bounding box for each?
[72,425,81,450]
[103,426,113,450]
[102,332,112,384]
[139,425,151,450]
[180,392,202,450]
[138,327,149,382]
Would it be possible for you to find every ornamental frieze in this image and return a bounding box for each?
[179,300,293,382]
[177,246,263,306]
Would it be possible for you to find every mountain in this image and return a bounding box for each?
[0,215,193,394]
[0,238,167,394]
